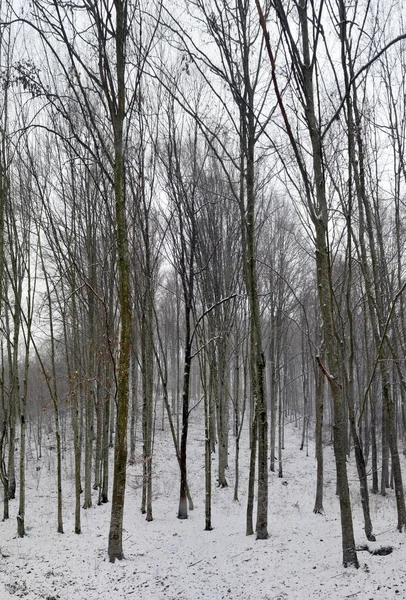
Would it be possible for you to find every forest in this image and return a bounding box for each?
[0,0,406,592]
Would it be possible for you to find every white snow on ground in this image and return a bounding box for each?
[0,417,405,600]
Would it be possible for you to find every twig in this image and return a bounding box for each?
[188,559,204,568]
[228,550,246,560]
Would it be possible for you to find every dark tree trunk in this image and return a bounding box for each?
[108,0,132,562]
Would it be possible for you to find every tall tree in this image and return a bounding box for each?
[257,0,359,566]
[158,95,203,519]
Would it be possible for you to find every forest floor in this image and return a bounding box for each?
[0,416,405,600]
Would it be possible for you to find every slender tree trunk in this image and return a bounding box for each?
[300,353,308,452]
[108,0,132,562]
[233,346,242,502]
[55,408,64,534]
[278,374,283,478]
[383,375,406,530]
[0,352,9,521]
[101,388,110,505]
[72,382,82,531]
[269,335,276,473]
[244,95,268,540]
[17,280,33,537]
[200,353,212,531]
[370,394,379,494]
[347,392,374,540]
[154,339,194,511]
[129,353,138,465]
[7,298,19,502]
[0,424,9,521]
[83,385,94,509]
[17,411,26,537]
[217,337,229,488]
[178,330,192,520]
[381,393,389,495]
[313,363,324,514]
[94,394,103,490]
[141,281,154,522]
[41,246,64,534]
[246,406,257,536]
[205,400,212,530]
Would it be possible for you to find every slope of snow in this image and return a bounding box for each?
[0,418,404,600]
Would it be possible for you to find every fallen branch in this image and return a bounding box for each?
[188,559,204,568]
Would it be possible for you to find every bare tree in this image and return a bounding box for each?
[158,95,204,519]
[257,0,359,566]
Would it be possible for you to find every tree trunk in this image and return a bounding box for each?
[246,406,257,536]
[178,333,192,520]
[370,394,379,495]
[301,0,358,566]
[101,390,110,505]
[141,282,154,522]
[313,364,324,514]
[108,0,132,562]
[73,383,82,532]
[217,337,229,488]
[383,375,406,530]
[269,333,276,473]
[381,392,390,495]
[201,355,212,531]
[129,353,138,465]
[83,386,94,509]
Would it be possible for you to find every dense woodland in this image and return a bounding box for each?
[0,0,406,570]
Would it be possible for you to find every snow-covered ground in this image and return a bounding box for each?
[0,417,404,600]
